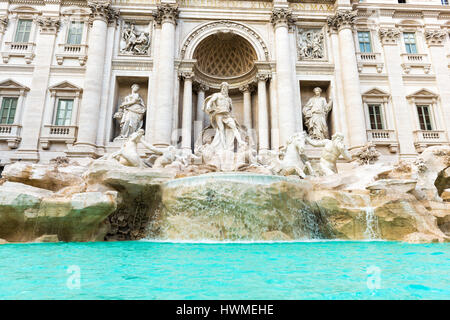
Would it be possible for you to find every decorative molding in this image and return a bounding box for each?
[88,0,119,25]
[327,10,357,32]
[180,20,269,61]
[378,28,400,46]
[152,3,178,26]
[239,84,255,93]
[424,29,447,47]
[271,8,294,28]
[37,17,60,34]
[0,16,8,33]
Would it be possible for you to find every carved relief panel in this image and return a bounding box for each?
[297,28,326,61]
[119,21,151,56]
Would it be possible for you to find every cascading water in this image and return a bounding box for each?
[362,206,380,240]
[145,173,334,241]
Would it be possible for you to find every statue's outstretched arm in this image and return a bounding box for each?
[140,139,163,155]
[341,147,352,161]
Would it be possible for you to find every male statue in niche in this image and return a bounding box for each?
[202,82,245,150]
[114,84,146,139]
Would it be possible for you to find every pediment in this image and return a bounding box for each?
[362,87,390,97]
[10,6,40,14]
[61,7,90,16]
[49,81,82,92]
[0,79,29,91]
[406,88,438,99]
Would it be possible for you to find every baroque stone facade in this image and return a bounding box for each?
[0,0,449,166]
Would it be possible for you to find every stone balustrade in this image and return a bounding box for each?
[413,130,447,152]
[400,53,431,74]
[1,42,36,64]
[0,124,21,149]
[366,129,398,153]
[56,44,88,66]
[356,52,384,73]
[40,125,77,150]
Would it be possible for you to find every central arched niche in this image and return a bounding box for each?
[193,32,257,89]
[194,33,257,78]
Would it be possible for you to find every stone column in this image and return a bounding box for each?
[271,8,297,146]
[152,4,178,147]
[269,73,279,151]
[194,83,208,142]
[379,28,416,156]
[180,71,194,152]
[239,84,253,131]
[74,1,117,156]
[14,17,60,162]
[257,73,270,152]
[327,10,366,149]
[425,30,450,131]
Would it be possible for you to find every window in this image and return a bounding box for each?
[67,21,83,45]
[398,0,406,3]
[416,105,433,131]
[403,32,417,54]
[14,19,32,43]
[442,0,448,5]
[0,97,18,124]
[358,31,372,53]
[368,104,383,130]
[54,99,73,126]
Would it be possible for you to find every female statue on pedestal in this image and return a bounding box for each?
[302,87,332,140]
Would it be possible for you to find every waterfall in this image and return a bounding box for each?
[363,207,380,240]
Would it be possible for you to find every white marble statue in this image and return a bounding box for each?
[114,84,146,139]
[313,132,352,176]
[107,129,160,168]
[274,131,315,178]
[203,82,245,150]
[121,23,150,55]
[302,87,332,140]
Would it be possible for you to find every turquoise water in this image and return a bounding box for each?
[0,241,449,299]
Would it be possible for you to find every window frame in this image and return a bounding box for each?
[403,32,418,54]
[415,104,434,131]
[0,96,19,125]
[54,98,74,126]
[66,20,84,45]
[357,31,373,53]
[14,18,33,43]
[367,103,384,130]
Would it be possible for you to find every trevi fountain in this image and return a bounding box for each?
[0,81,448,245]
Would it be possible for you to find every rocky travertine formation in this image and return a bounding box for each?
[0,181,117,242]
[0,146,448,243]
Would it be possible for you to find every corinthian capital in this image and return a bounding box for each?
[271,8,294,28]
[37,17,60,34]
[88,0,119,25]
[180,71,195,80]
[424,29,447,47]
[378,28,400,45]
[327,10,357,32]
[256,73,271,82]
[153,4,178,25]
